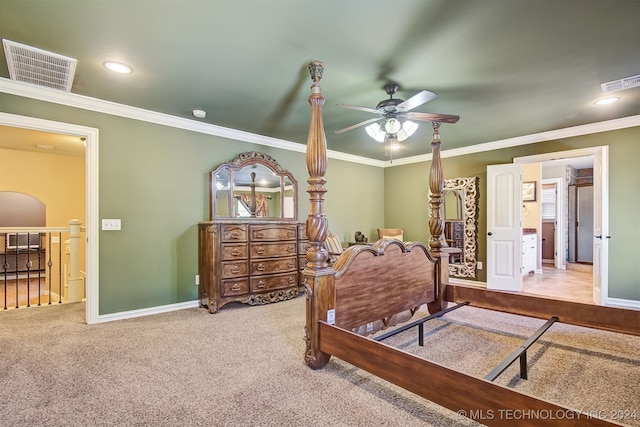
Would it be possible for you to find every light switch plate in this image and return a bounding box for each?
[327,309,335,325]
[102,219,121,231]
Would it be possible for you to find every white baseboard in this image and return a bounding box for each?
[605,297,640,311]
[95,300,201,324]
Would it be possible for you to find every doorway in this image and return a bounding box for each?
[0,113,99,323]
[568,183,594,264]
[513,147,608,305]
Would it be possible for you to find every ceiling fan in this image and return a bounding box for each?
[335,83,460,143]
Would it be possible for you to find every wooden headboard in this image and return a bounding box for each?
[332,240,437,331]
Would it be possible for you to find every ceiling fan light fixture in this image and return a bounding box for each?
[365,122,386,142]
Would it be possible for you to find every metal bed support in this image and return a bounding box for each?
[484,316,558,381]
[374,302,470,344]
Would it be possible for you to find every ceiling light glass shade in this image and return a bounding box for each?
[365,122,386,142]
[396,120,418,142]
[384,118,402,134]
[366,119,419,142]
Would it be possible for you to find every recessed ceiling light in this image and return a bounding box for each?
[104,61,132,74]
[192,109,207,119]
[36,144,54,150]
[594,97,619,106]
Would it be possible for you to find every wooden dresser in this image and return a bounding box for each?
[198,220,306,313]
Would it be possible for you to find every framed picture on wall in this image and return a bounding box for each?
[522,181,537,202]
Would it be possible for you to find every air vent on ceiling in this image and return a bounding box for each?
[2,39,77,92]
[600,73,640,93]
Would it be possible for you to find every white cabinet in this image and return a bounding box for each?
[522,233,537,274]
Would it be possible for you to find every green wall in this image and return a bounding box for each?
[384,126,640,301]
[1,93,384,314]
[3,90,637,308]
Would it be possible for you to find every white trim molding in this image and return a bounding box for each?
[3,78,637,168]
[0,112,100,324]
[0,78,383,167]
[95,300,201,323]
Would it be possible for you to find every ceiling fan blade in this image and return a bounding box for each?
[406,112,460,124]
[334,117,381,134]
[396,90,438,112]
[336,103,381,114]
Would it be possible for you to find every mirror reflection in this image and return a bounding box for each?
[210,152,297,220]
[439,176,479,278]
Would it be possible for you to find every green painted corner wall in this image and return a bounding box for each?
[384,126,640,301]
[1,93,384,314]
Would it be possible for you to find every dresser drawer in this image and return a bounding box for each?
[221,224,248,242]
[221,243,248,260]
[250,241,297,258]
[298,223,308,240]
[221,260,249,279]
[299,241,311,254]
[250,224,297,241]
[221,279,249,297]
[251,272,297,292]
[250,256,297,276]
[298,255,307,271]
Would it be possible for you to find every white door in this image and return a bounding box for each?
[592,149,608,304]
[486,163,523,291]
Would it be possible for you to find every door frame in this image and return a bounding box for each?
[541,177,564,270]
[514,146,608,305]
[0,112,99,324]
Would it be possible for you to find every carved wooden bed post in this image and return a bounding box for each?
[303,60,335,369]
[427,122,449,313]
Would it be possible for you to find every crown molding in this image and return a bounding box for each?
[3,78,638,169]
[0,78,383,166]
[386,114,640,167]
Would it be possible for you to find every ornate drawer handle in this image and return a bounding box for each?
[255,247,265,255]
[256,231,264,238]
[256,263,265,271]
[231,284,240,291]
[231,248,241,257]
[231,266,241,274]
[257,280,266,288]
[287,261,294,268]
[229,231,240,239]
[304,244,311,251]
[287,231,295,238]
[287,276,295,284]
[286,245,295,253]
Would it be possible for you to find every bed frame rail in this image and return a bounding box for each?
[319,321,624,427]
[446,284,640,336]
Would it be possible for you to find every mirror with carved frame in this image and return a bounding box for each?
[432,176,479,278]
[210,151,297,220]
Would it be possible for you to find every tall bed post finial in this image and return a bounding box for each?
[303,60,334,369]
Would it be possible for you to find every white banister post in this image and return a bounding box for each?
[67,219,84,303]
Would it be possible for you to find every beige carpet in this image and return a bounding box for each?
[0,297,638,426]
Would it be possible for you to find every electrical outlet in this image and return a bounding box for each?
[195,274,200,286]
[101,219,121,231]
[477,261,483,270]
